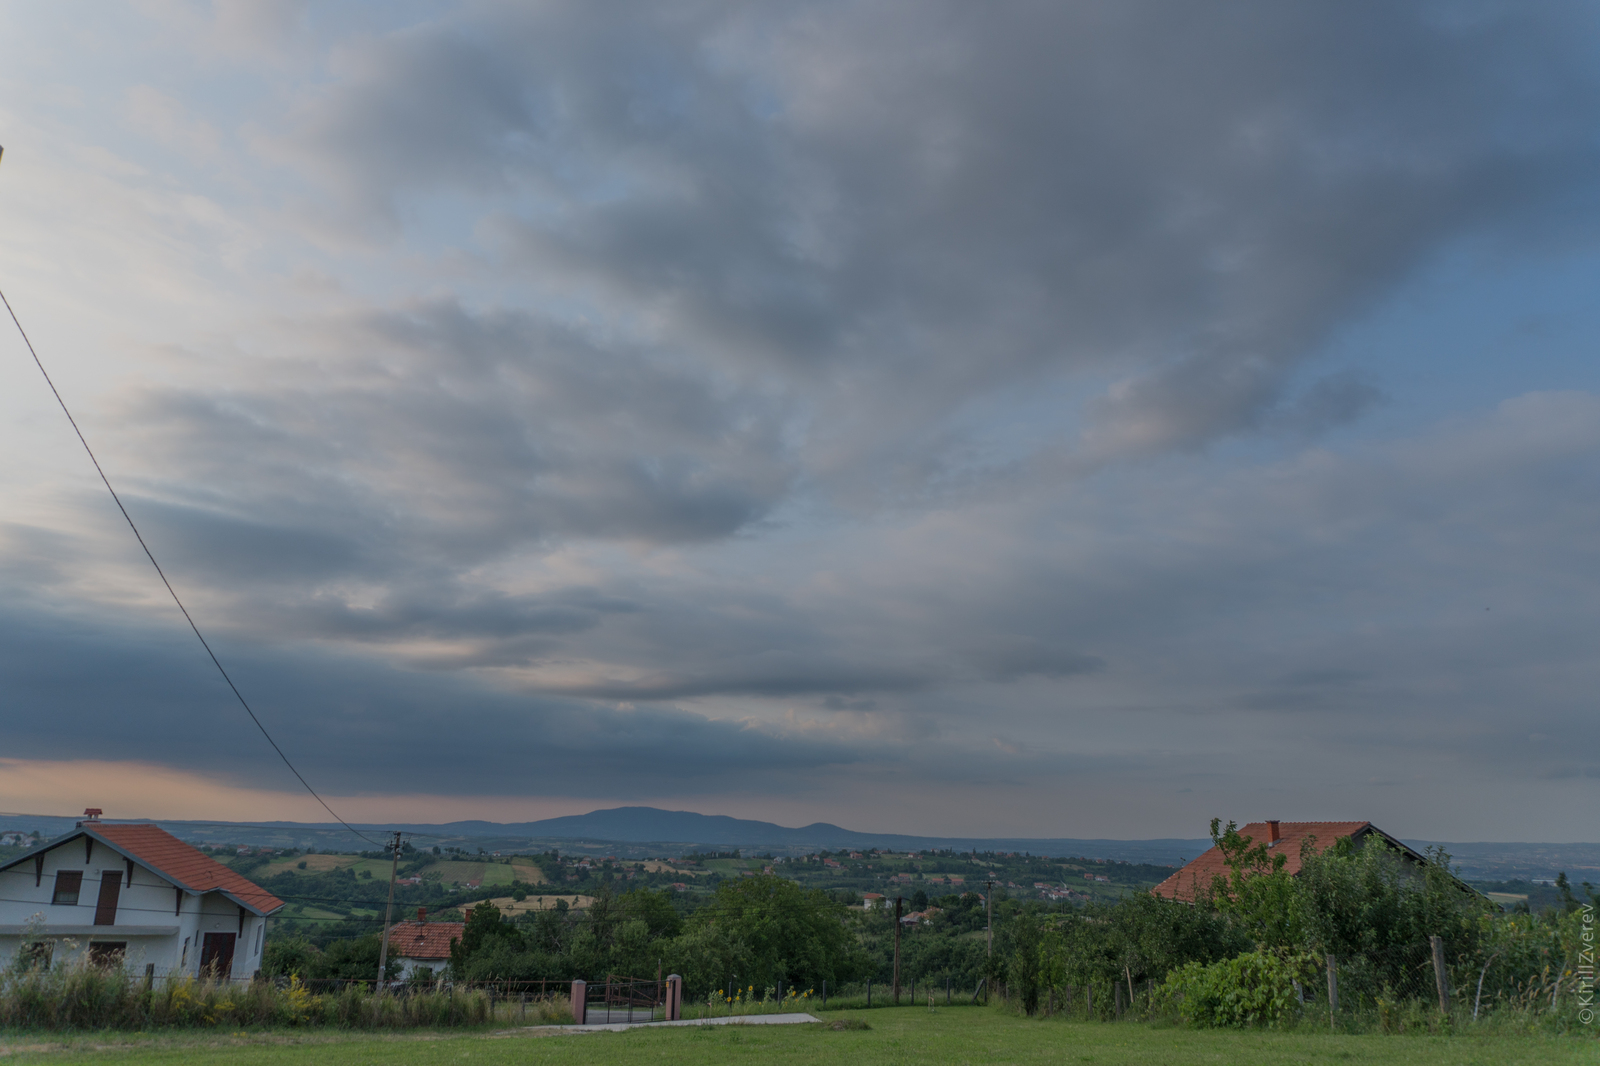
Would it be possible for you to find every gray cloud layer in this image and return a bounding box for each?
[4,1,1600,834]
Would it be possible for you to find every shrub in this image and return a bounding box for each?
[0,947,496,1031]
[1158,949,1319,1028]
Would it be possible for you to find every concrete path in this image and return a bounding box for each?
[532,1012,821,1033]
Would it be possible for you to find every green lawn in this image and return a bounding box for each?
[1,1006,1592,1065]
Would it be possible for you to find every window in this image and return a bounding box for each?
[51,870,82,905]
[88,942,126,968]
[21,941,52,971]
[254,923,263,956]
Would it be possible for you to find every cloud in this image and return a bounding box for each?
[270,1,1600,471]
[3,2,1600,837]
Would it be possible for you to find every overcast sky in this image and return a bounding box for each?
[1,1,1597,841]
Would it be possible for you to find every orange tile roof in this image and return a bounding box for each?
[93,824,286,916]
[385,920,464,960]
[1151,821,1375,903]
[0,823,285,915]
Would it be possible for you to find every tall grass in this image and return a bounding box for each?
[0,953,524,1031]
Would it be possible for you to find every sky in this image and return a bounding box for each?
[1,1,1597,841]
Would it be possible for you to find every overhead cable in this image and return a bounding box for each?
[0,287,379,849]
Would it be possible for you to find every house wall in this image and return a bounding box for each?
[0,837,266,982]
[393,954,449,980]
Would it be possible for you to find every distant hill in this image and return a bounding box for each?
[2,806,1595,877]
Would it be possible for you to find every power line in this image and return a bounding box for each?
[0,286,379,849]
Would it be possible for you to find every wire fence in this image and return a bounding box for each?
[996,927,1595,1032]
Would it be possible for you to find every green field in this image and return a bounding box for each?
[423,861,519,886]
[1,1006,1592,1065]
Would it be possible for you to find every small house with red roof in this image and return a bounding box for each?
[1151,820,1455,903]
[0,810,283,981]
[383,907,464,980]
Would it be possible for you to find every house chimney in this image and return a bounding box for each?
[417,907,427,923]
[464,906,474,923]
[1267,820,1281,845]
[83,808,102,821]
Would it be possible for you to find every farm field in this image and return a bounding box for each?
[1,1007,1592,1066]
[480,893,595,915]
[252,854,547,887]
[422,861,543,886]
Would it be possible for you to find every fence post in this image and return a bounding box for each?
[1114,980,1123,1019]
[666,974,682,1021]
[1326,954,1338,1024]
[867,978,872,1007]
[570,979,586,1025]
[822,979,827,1008]
[1086,983,1092,1019]
[1430,936,1450,1014]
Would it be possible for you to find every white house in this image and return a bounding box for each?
[382,907,463,980]
[0,813,284,982]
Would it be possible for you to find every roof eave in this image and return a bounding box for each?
[0,827,283,915]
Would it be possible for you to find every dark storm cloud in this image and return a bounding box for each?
[0,604,868,796]
[281,0,1600,464]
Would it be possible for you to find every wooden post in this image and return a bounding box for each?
[1114,979,1123,1018]
[1086,983,1092,1019]
[1326,954,1338,1023]
[1430,936,1450,1014]
[893,896,903,1004]
[375,831,402,991]
[570,979,586,1025]
[985,881,995,958]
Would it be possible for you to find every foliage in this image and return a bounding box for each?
[672,876,872,995]
[1205,819,1302,949]
[261,933,398,982]
[0,950,490,1030]
[1158,949,1321,1028]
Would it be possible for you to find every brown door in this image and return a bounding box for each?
[200,932,235,980]
[93,871,122,925]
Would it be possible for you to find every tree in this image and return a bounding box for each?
[1206,819,1301,949]
[672,875,870,994]
[448,902,521,976]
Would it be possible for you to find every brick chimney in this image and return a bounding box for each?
[464,906,474,923]
[417,907,427,923]
[78,808,103,827]
[1267,820,1281,846]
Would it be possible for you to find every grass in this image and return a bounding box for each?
[1,1005,1593,1065]
[422,861,524,886]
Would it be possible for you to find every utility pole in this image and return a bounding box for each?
[985,880,995,957]
[893,895,903,1004]
[376,831,403,990]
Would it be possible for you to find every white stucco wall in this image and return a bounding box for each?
[0,836,267,982]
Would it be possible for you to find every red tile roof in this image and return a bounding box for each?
[94,824,286,916]
[385,920,464,961]
[0,823,285,915]
[1151,821,1375,903]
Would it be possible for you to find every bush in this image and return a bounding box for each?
[1158,949,1319,1028]
[0,948,495,1031]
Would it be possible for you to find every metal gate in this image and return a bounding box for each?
[583,976,664,1024]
